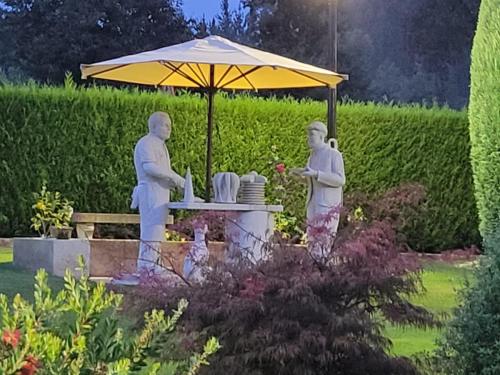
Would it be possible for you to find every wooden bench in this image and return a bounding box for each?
[72,213,174,239]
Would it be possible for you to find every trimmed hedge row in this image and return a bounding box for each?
[468,0,500,244]
[0,84,479,251]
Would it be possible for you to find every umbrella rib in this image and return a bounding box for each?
[194,63,210,87]
[162,61,204,88]
[85,64,130,78]
[219,66,262,89]
[234,65,257,91]
[186,63,209,87]
[215,65,235,88]
[163,61,203,87]
[156,62,186,86]
[289,69,331,86]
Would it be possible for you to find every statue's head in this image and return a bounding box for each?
[148,112,171,141]
[307,121,327,149]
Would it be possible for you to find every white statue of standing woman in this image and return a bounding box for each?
[292,121,346,260]
[131,112,185,275]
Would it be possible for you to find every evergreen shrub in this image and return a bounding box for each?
[426,230,500,375]
[425,3,500,374]
[0,82,478,251]
[468,0,500,243]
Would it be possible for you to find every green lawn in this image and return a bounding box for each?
[0,247,13,263]
[0,247,474,356]
[0,247,65,301]
[386,261,474,356]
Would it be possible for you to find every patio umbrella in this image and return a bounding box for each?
[81,35,347,201]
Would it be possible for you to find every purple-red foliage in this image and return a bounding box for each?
[343,183,427,249]
[169,211,233,242]
[125,183,437,375]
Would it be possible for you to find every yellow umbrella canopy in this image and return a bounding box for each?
[80,35,347,200]
[81,35,346,89]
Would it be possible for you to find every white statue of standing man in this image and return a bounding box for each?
[292,121,346,260]
[131,112,185,275]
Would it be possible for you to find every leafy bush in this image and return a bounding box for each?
[0,83,478,251]
[343,183,428,250]
[468,0,500,243]
[423,230,500,375]
[266,145,306,242]
[30,183,74,237]
[0,258,219,374]
[127,184,438,375]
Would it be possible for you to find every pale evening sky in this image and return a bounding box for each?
[182,0,241,20]
[0,1,242,21]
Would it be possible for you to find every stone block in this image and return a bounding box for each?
[13,238,90,278]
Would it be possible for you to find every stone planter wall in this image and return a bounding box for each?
[89,239,225,277]
[13,238,226,278]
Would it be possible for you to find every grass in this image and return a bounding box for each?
[0,246,474,356]
[0,247,65,302]
[385,261,474,356]
[0,247,12,263]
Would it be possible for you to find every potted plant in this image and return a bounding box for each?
[31,183,74,239]
[48,201,74,239]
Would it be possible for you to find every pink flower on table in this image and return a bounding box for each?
[275,163,286,174]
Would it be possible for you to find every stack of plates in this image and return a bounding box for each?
[238,182,266,205]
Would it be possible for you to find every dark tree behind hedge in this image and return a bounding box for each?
[0,0,192,83]
[241,0,480,108]
[0,0,481,107]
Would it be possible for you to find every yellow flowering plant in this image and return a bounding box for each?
[165,229,187,242]
[30,183,73,237]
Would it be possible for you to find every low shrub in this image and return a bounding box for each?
[126,184,438,375]
[0,258,219,374]
[421,229,500,375]
[343,183,428,250]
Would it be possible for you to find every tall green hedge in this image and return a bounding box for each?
[0,83,479,251]
[468,0,500,243]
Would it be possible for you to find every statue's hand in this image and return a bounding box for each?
[301,168,318,178]
[290,167,306,176]
[176,176,185,189]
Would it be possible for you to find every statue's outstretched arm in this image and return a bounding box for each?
[143,162,185,188]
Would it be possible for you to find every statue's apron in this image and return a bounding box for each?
[131,180,170,242]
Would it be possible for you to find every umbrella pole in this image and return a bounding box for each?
[205,65,216,202]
